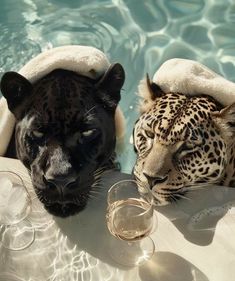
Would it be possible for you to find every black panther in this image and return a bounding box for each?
[0,64,125,217]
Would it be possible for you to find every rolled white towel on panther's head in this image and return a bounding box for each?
[153,58,235,106]
[0,45,125,156]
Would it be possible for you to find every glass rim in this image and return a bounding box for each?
[0,218,35,251]
[0,170,32,225]
[0,170,30,195]
[107,179,154,214]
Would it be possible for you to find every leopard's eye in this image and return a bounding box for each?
[32,130,44,139]
[176,141,200,159]
[145,130,155,139]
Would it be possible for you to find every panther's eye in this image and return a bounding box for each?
[32,130,44,139]
[81,129,100,141]
[82,129,94,137]
[145,130,155,139]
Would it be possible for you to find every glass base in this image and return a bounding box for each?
[107,236,155,267]
[0,219,35,251]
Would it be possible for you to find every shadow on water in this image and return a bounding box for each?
[138,251,209,281]
[155,184,235,246]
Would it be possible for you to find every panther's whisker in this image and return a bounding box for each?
[83,105,100,119]
[94,169,106,176]
[88,194,99,200]
[94,170,105,176]
[91,185,102,191]
[89,192,101,198]
[93,175,103,181]
[91,190,102,195]
[91,183,102,189]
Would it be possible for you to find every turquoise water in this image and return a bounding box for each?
[1,0,235,172]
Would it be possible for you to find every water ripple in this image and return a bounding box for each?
[164,0,206,18]
[125,0,167,32]
[182,25,212,51]
[211,24,235,48]
[0,24,41,75]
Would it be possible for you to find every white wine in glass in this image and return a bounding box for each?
[106,180,156,266]
[107,198,153,241]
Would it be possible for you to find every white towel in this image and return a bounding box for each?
[0,45,125,156]
[153,58,235,106]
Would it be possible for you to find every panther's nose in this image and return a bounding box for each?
[43,175,77,193]
[143,172,168,189]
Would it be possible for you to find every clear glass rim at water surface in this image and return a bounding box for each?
[107,179,154,216]
[0,170,31,225]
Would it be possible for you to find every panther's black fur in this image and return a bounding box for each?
[0,64,125,217]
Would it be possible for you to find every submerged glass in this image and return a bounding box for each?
[0,171,35,251]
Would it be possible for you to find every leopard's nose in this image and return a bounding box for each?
[43,175,78,192]
[143,172,168,189]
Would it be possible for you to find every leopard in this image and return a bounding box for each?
[133,75,235,206]
[0,64,125,217]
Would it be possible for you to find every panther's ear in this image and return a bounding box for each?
[212,102,235,139]
[0,71,33,119]
[138,74,164,113]
[96,63,125,109]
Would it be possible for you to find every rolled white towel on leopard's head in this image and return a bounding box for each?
[138,58,235,111]
[0,45,125,156]
[154,58,235,106]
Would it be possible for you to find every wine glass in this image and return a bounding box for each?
[106,179,156,266]
[0,171,35,251]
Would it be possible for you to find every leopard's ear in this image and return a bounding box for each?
[146,74,164,100]
[137,74,164,113]
[212,102,235,139]
[96,63,125,109]
[0,71,33,119]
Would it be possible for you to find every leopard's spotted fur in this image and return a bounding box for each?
[133,77,235,205]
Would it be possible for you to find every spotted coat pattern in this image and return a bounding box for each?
[134,91,235,205]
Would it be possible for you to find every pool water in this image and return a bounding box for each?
[1,0,235,173]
